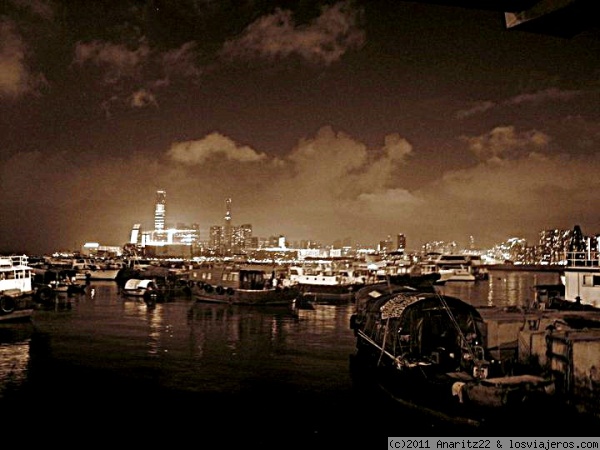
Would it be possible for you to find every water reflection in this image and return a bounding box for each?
[0,323,33,400]
[439,269,561,308]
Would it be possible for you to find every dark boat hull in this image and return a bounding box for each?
[192,285,299,306]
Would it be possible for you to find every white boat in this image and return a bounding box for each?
[287,261,372,303]
[559,251,600,309]
[434,254,489,282]
[121,278,161,298]
[70,258,125,281]
[0,255,35,322]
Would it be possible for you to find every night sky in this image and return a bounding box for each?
[1,0,599,255]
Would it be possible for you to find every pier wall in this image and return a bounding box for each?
[479,307,600,418]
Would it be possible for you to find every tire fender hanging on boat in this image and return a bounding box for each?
[35,286,56,305]
[216,286,224,295]
[0,296,15,314]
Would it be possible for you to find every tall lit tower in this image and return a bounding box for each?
[154,189,167,231]
[223,197,232,253]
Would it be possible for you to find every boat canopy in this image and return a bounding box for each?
[355,290,486,368]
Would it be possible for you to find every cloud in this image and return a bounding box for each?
[2,123,599,254]
[455,88,585,119]
[161,42,202,81]
[73,39,151,84]
[129,89,158,108]
[167,133,268,164]
[0,19,46,98]
[461,126,551,161]
[71,38,203,113]
[219,1,365,65]
[455,100,496,119]
[506,87,583,105]
[10,0,54,20]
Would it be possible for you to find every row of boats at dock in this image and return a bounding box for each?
[3,249,600,310]
[3,250,600,427]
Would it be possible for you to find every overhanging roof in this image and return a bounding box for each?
[403,0,596,38]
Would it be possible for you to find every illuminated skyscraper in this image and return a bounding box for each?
[154,189,166,231]
[130,223,141,244]
[223,197,232,253]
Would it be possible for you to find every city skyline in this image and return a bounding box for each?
[1,1,599,255]
[135,190,590,256]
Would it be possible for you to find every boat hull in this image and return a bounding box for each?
[296,283,360,304]
[0,294,34,323]
[75,268,121,281]
[192,285,299,306]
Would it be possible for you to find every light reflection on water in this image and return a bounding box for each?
[0,324,33,399]
[438,269,561,308]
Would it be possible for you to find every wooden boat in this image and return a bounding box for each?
[189,264,299,306]
[0,255,35,323]
[32,268,86,298]
[349,278,556,425]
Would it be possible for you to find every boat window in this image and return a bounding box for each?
[593,275,600,286]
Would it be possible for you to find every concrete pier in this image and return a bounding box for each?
[478,306,600,418]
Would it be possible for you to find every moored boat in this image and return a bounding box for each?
[349,278,556,425]
[529,226,600,310]
[189,264,299,306]
[70,257,125,281]
[433,254,488,282]
[0,255,35,323]
[287,261,372,303]
[121,278,164,304]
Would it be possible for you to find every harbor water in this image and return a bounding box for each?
[1,269,597,446]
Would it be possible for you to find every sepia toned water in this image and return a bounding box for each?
[0,270,595,446]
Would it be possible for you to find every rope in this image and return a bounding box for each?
[377,317,390,366]
[436,291,477,361]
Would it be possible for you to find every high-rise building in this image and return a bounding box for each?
[223,198,232,253]
[396,233,406,252]
[154,190,167,231]
[130,224,141,244]
[210,225,223,251]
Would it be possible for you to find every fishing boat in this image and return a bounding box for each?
[32,268,86,296]
[349,279,556,426]
[0,255,35,323]
[188,264,299,306]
